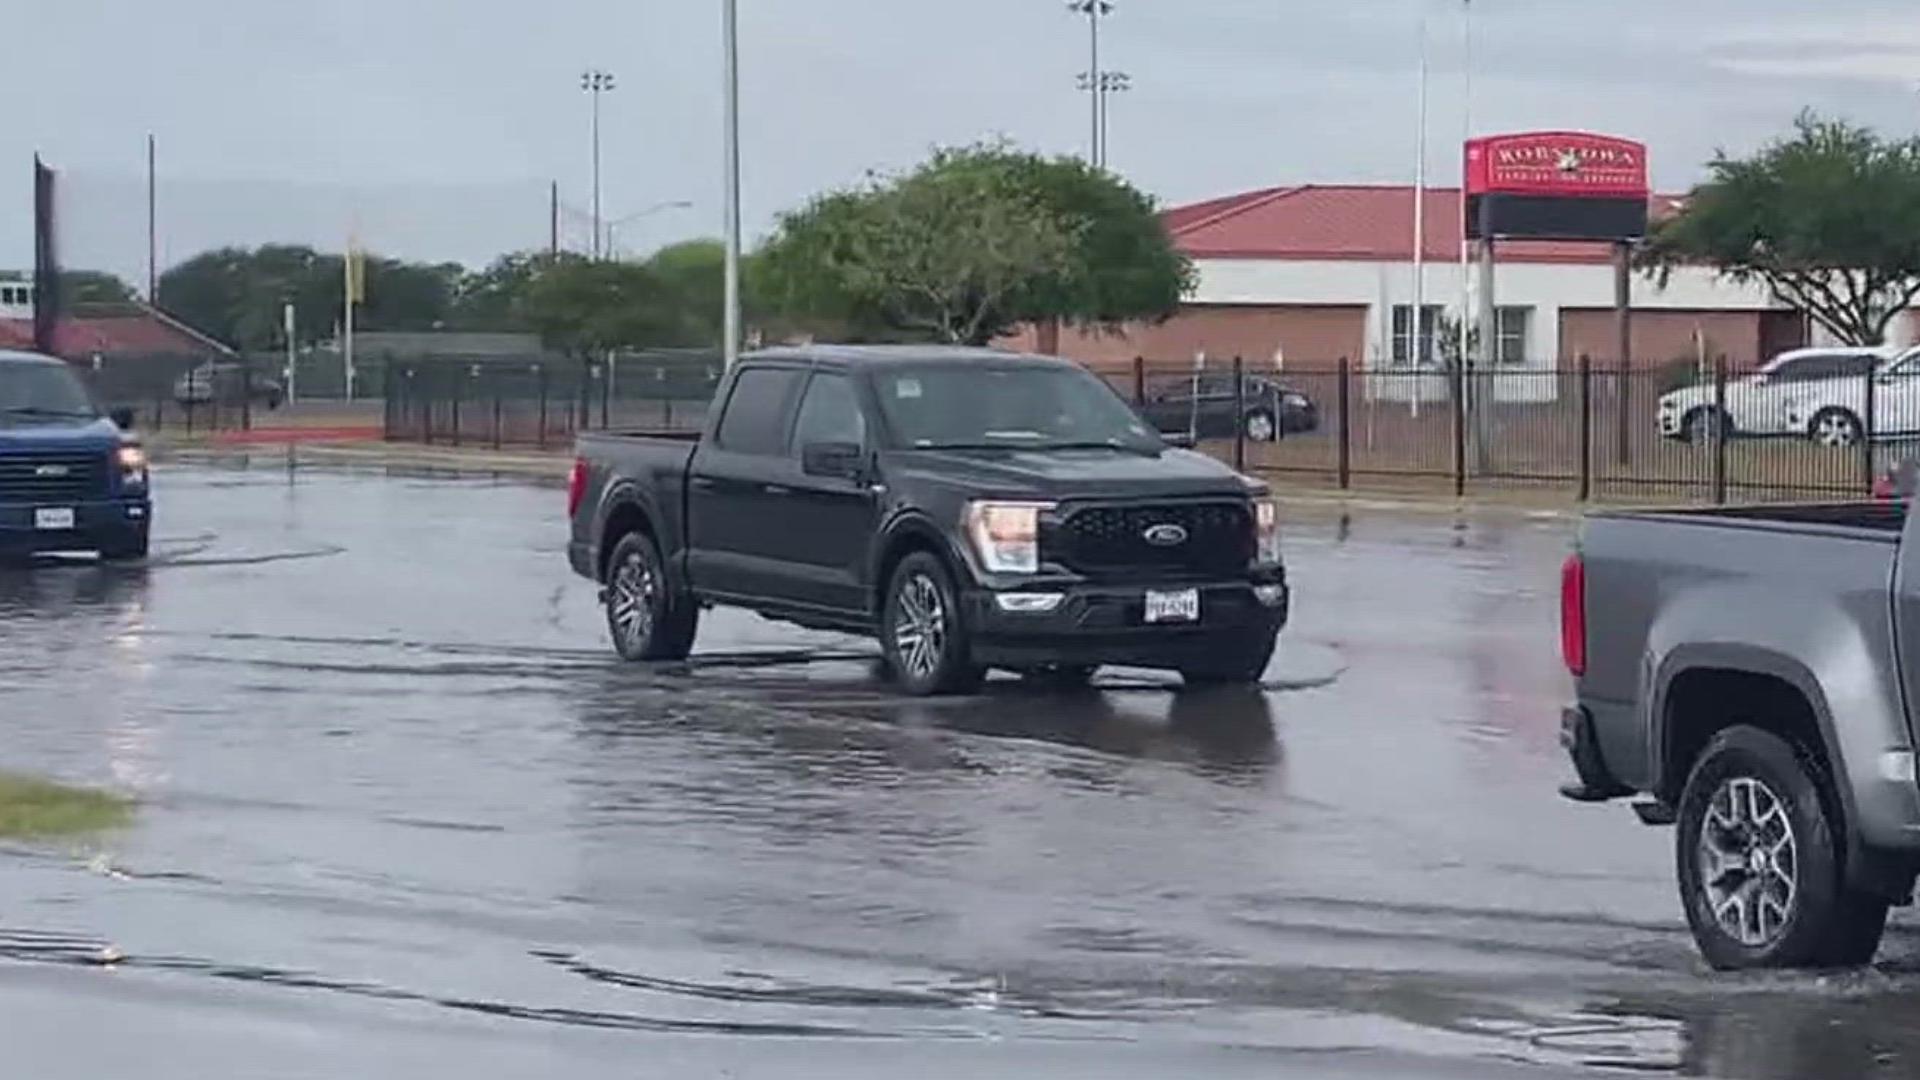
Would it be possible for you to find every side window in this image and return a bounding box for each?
[714,367,803,455]
[791,373,865,452]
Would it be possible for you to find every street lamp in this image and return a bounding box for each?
[603,200,696,260]
[581,68,617,259]
[1067,0,1115,168]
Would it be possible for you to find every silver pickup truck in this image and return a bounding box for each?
[1561,501,1920,970]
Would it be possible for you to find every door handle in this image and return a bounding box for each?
[690,476,717,491]
[763,484,792,496]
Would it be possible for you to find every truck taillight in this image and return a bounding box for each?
[1561,554,1586,677]
[567,458,588,519]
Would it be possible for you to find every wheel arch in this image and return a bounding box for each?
[870,513,970,618]
[596,484,664,584]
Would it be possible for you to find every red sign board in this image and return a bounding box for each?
[1465,132,1649,199]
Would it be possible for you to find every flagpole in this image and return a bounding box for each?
[1411,5,1430,415]
[343,244,357,402]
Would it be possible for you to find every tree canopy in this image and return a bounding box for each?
[519,255,682,358]
[1642,114,1920,346]
[59,270,138,306]
[755,145,1192,346]
[157,245,459,349]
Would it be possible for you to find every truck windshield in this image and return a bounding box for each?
[873,364,1160,452]
[0,363,97,422]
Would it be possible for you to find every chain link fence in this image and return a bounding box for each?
[383,349,722,449]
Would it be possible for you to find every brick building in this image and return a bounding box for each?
[1010,184,1899,376]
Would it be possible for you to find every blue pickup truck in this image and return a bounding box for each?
[0,350,151,561]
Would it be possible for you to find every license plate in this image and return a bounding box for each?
[34,508,75,531]
[1144,588,1200,624]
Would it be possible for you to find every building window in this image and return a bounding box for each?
[1495,307,1531,366]
[1391,304,1443,367]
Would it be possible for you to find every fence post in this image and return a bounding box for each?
[240,352,254,432]
[1577,355,1593,502]
[1132,356,1145,406]
[601,354,613,430]
[536,364,549,449]
[1863,364,1879,495]
[1337,357,1352,490]
[1451,361,1467,497]
[1232,356,1247,472]
[451,367,463,448]
[1615,358,1632,467]
[492,390,503,450]
[1712,357,1729,505]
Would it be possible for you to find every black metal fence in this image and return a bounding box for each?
[77,352,257,434]
[382,348,1907,504]
[383,351,722,449]
[1110,356,1906,504]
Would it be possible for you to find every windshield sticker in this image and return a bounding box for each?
[894,378,923,400]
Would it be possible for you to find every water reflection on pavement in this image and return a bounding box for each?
[1,465,1918,1078]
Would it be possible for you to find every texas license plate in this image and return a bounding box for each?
[34,508,75,531]
[1144,588,1200,624]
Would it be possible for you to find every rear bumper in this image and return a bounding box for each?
[0,498,150,554]
[1560,705,1632,802]
[963,574,1288,669]
[569,539,596,581]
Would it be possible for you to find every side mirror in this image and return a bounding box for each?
[110,406,136,430]
[802,441,864,480]
[1161,430,1197,449]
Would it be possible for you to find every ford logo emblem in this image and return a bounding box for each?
[1142,523,1189,547]
[33,464,69,478]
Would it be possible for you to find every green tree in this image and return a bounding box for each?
[449,252,557,332]
[59,270,138,306]
[522,256,680,359]
[755,144,1191,346]
[158,245,461,349]
[1642,114,1920,346]
[645,240,727,346]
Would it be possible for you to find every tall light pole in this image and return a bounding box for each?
[723,0,742,369]
[581,68,616,260]
[1068,0,1114,167]
[1459,0,1475,368]
[1411,7,1430,377]
[603,199,695,260]
[1075,70,1131,169]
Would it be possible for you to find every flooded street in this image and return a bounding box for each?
[5,464,1920,1078]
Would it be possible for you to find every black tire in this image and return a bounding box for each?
[1675,725,1889,970]
[1683,407,1731,444]
[1809,408,1863,449]
[100,529,150,563]
[1243,409,1279,443]
[881,552,983,697]
[603,531,698,662]
[1179,628,1279,686]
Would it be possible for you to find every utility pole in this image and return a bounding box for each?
[722,0,742,369]
[581,69,616,259]
[1068,1,1114,167]
[146,134,158,304]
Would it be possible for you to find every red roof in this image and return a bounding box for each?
[0,306,230,360]
[1162,184,1687,264]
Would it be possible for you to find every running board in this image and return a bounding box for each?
[1631,800,1678,826]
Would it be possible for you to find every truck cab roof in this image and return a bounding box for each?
[743,344,1077,372]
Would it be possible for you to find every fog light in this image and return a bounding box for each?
[1254,584,1287,608]
[995,592,1064,613]
[1880,750,1916,784]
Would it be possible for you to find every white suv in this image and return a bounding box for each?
[1657,347,1892,442]
[1782,346,1920,447]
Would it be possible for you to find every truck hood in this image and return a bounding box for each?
[896,446,1257,500]
[0,416,123,450]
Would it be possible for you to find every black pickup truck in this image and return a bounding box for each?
[567,345,1289,694]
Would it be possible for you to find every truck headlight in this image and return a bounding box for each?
[117,445,148,472]
[964,501,1053,574]
[1254,499,1282,563]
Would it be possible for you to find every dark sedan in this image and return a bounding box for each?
[1139,373,1318,443]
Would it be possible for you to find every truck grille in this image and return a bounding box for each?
[0,450,110,503]
[1048,501,1254,577]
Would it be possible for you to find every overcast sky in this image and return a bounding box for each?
[9,0,1920,286]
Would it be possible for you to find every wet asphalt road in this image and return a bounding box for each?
[5,465,1920,1079]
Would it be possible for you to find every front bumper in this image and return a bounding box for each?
[963,572,1288,669]
[0,498,150,554]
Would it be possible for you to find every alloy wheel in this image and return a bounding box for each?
[892,573,947,682]
[609,551,658,654]
[1696,776,1799,948]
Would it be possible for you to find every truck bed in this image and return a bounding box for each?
[1597,501,1907,537]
